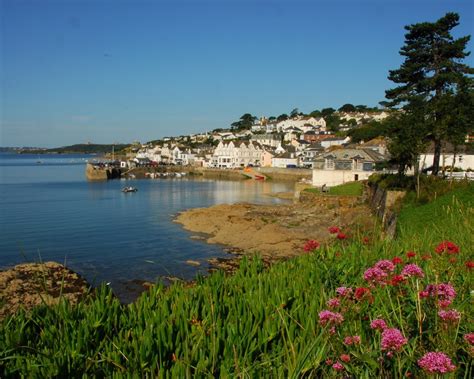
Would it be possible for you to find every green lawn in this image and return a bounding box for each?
[305,181,364,196]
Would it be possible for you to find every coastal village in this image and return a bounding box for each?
[106,107,473,186]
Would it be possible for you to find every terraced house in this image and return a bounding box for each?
[210,141,263,168]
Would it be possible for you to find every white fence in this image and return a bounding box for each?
[440,172,474,181]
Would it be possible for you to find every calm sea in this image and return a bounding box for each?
[0,153,292,302]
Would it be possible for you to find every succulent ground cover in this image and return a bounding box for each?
[0,185,472,377]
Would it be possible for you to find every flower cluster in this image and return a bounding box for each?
[420,283,456,308]
[401,263,424,278]
[327,298,340,308]
[318,240,466,374]
[381,328,408,352]
[438,309,461,323]
[464,333,474,345]
[319,310,344,326]
[336,286,353,297]
[328,226,341,234]
[370,318,388,331]
[364,259,396,285]
[303,239,320,252]
[343,335,361,346]
[418,352,456,374]
[435,240,460,255]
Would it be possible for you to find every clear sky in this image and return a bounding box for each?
[1,0,473,147]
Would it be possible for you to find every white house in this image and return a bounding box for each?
[419,143,474,172]
[251,133,281,148]
[272,152,299,168]
[211,141,263,168]
[277,116,326,132]
[312,148,384,187]
[321,136,351,149]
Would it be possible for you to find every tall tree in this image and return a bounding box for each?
[290,108,299,118]
[338,103,356,113]
[385,12,473,175]
[231,113,257,131]
[321,107,336,117]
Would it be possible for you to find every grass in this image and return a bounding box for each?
[305,181,364,196]
[1,183,473,377]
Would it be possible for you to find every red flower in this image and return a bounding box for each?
[465,261,474,270]
[422,254,432,261]
[406,251,416,258]
[392,256,403,265]
[340,354,351,363]
[435,241,460,255]
[354,287,371,300]
[337,232,347,240]
[449,258,457,264]
[328,226,341,234]
[303,240,320,252]
[362,236,370,245]
[391,275,406,286]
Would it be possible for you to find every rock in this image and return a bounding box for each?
[0,262,90,321]
[185,260,201,267]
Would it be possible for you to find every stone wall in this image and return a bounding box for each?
[368,184,406,238]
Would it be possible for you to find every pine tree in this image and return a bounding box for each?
[385,12,473,175]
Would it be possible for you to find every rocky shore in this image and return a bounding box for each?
[175,193,375,271]
[0,262,90,320]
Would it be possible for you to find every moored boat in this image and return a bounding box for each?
[122,186,138,193]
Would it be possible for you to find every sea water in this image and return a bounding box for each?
[0,153,293,301]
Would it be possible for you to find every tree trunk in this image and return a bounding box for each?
[431,139,442,176]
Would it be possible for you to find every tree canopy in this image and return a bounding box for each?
[385,12,473,175]
[231,113,257,131]
[338,104,356,113]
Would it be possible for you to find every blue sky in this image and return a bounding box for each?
[1,0,473,147]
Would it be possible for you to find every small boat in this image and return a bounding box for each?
[122,186,138,193]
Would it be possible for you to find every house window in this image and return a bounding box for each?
[326,158,335,170]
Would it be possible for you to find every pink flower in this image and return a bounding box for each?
[392,256,403,265]
[336,286,353,297]
[438,309,461,323]
[319,310,344,326]
[364,267,388,285]
[327,298,340,308]
[332,361,344,371]
[340,354,351,363]
[401,264,424,278]
[422,283,456,308]
[328,226,341,234]
[435,241,460,255]
[344,335,361,345]
[303,239,320,252]
[381,328,407,352]
[325,358,333,366]
[370,318,387,331]
[464,333,474,345]
[375,259,396,273]
[418,352,456,374]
